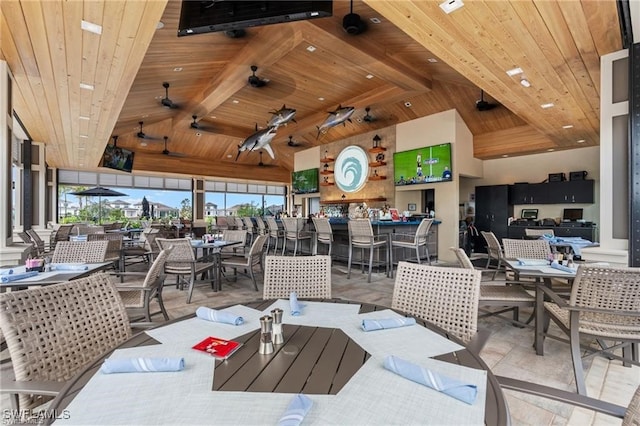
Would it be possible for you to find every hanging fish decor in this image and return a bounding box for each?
[236,125,279,161]
[316,105,355,139]
[267,105,297,127]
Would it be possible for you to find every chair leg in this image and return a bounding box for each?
[186,274,196,304]
[156,291,169,320]
[569,311,587,395]
[347,245,353,279]
[249,265,258,292]
[367,246,374,283]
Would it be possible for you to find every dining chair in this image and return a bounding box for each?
[156,238,216,304]
[391,262,481,344]
[281,217,312,256]
[311,217,333,256]
[114,247,172,326]
[243,217,256,245]
[389,218,433,277]
[263,255,332,299]
[451,247,535,327]
[347,219,389,283]
[480,231,506,279]
[0,272,131,411]
[87,233,124,271]
[525,228,555,238]
[17,231,38,258]
[234,217,245,231]
[51,240,109,263]
[221,229,248,256]
[221,234,268,291]
[502,238,552,260]
[540,264,640,395]
[265,216,283,255]
[25,229,53,257]
[121,228,159,267]
[49,224,75,250]
[255,216,267,236]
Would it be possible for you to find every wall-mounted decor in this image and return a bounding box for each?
[408,203,417,211]
[334,145,369,193]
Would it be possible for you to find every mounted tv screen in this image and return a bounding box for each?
[178,1,333,36]
[101,145,134,173]
[393,143,453,186]
[292,168,319,194]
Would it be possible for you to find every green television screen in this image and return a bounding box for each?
[393,143,452,186]
[292,168,319,194]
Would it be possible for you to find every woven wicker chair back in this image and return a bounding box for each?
[222,230,247,244]
[451,247,475,270]
[52,240,109,263]
[156,238,196,273]
[248,234,268,259]
[623,386,640,426]
[414,218,434,245]
[18,231,38,258]
[481,231,502,259]
[524,228,555,237]
[312,217,333,243]
[0,273,131,410]
[282,218,305,239]
[52,224,75,244]
[144,247,171,289]
[26,229,46,254]
[348,219,375,246]
[243,217,254,231]
[266,217,281,237]
[571,265,640,312]
[263,255,332,299]
[87,233,123,262]
[234,217,245,230]
[502,238,551,259]
[392,262,481,343]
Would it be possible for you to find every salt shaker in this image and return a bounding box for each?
[259,316,274,355]
[271,308,284,345]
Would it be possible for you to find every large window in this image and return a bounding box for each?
[205,180,285,217]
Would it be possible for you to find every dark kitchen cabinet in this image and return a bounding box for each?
[509,183,546,204]
[475,185,513,247]
[546,180,594,204]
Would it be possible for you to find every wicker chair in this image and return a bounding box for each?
[156,238,216,304]
[114,247,172,326]
[525,228,555,238]
[121,228,159,267]
[281,217,312,256]
[234,217,245,231]
[51,240,108,263]
[0,273,131,411]
[49,224,74,250]
[451,247,535,326]
[243,217,256,245]
[392,262,481,344]
[347,219,389,283]
[265,216,283,255]
[502,238,552,260]
[17,231,38,258]
[25,229,52,257]
[221,229,248,256]
[263,255,332,299]
[87,233,124,270]
[389,218,433,276]
[540,264,640,395]
[480,231,506,279]
[312,217,333,256]
[255,216,267,236]
[221,234,268,291]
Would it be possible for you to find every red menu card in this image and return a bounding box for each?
[192,336,242,360]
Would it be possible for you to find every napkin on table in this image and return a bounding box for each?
[196,307,244,325]
[0,271,38,283]
[100,357,185,374]
[290,292,301,316]
[516,258,549,266]
[550,261,575,273]
[383,355,477,405]
[51,263,89,271]
[0,268,13,275]
[278,394,313,426]
[361,317,416,332]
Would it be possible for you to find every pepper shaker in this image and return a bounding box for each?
[271,308,284,345]
[259,316,274,355]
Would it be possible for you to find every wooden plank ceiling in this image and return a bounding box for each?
[0,0,622,183]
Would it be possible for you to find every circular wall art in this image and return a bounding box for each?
[334,145,369,193]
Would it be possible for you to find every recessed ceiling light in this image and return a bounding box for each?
[227,154,233,158]
[547,148,555,152]
[427,58,438,63]
[306,45,316,52]
[439,0,464,14]
[196,132,202,137]
[79,135,88,138]
[318,97,325,101]
[366,74,374,79]
[210,116,216,119]
[577,139,586,143]
[506,67,523,77]
[370,17,381,24]
[541,103,555,109]
[81,20,102,35]
[173,67,183,72]
[404,101,412,107]
[79,83,94,90]
[520,78,531,88]
[562,125,574,129]
[79,116,90,120]
[232,100,239,104]
[501,154,509,158]
[156,21,165,30]
[140,142,148,147]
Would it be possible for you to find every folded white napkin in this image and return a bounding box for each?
[516,258,549,266]
[196,307,244,325]
[0,271,38,283]
[383,355,477,405]
[361,317,416,331]
[100,357,185,374]
[51,263,89,271]
[290,292,301,316]
[278,394,313,426]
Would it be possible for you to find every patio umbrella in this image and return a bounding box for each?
[71,186,128,224]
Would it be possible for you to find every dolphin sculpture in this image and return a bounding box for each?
[316,105,355,139]
[236,125,279,161]
[267,105,297,127]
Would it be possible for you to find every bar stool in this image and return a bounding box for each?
[347,219,389,283]
[389,218,433,277]
[281,217,312,256]
[312,217,333,256]
[265,216,283,255]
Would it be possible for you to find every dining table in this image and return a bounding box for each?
[190,239,243,291]
[0,262,112,291]
[47,299,510,425]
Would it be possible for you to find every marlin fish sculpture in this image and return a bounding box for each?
[236,125,279,161]
[316,105,355,139]
[267,105,297,127]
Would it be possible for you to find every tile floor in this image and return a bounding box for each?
[1,257,638,425]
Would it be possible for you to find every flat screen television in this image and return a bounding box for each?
[563,208,583,221]
[292,168,319,194]
[101,145,134,173]
[178,1,333,36]
[393,143,453,186]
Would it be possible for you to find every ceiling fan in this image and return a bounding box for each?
[362,106,376,123]
[136,121,161,140]
[190,115,217,133]
[257,150,276,167]
[286,135,304,147]
[476,90,498,111]
[160,136,188,158]
[247,65,267,88]
[161,82,179,109]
